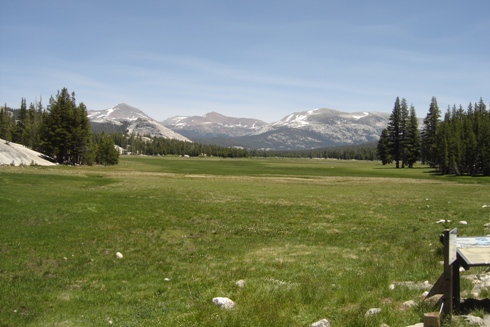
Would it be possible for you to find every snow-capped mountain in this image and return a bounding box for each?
[87,103,191,142]
[244,108,390,150]
[88,104,391,150]
[162,112,267,139]
[88,103,152,123]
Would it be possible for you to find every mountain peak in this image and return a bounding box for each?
[88,104,190,142]
[88,103,152,122]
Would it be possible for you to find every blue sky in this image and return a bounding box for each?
[1,0,488,122]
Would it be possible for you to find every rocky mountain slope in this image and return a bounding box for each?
[87,103,190,142]
[245,108,390,150]
[88,104,390,150]
[162,112,267,139]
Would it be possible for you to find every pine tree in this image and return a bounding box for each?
[421,97,441,166]
[30,98,45,151]
[20,102,35,147]
[463,103,478,175]
[435,118,450,174]
[0,104,12,141]
[95,132,119,165]
[399,98,410,168]
[376,128,392,165]
[70,102,91,164]
[404,105,420,168]
[387,97,402,168]
[12,98,27,143]
[40,88,91,164]
[448,105,464,175]
[476,98,490,175]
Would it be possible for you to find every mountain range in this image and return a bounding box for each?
[88,103,390,150]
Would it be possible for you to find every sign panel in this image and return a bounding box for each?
[457,236,490,267]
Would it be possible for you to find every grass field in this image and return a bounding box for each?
[1,156,490,326]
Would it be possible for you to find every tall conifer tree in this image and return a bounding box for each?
[376,128,392,165]
[387,97,402,168]
[421,97,441,166]
[399,98,410,168]
[404,105,420,168]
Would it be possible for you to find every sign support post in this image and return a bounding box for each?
[442,228,458,319]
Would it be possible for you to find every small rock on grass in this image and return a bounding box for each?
[309,318,330,327]
[461,315,484,325]
[212,297,235,309]
[365,308,381,317]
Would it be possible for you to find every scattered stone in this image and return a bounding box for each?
[116,252,123,259]
[380,324,390,327]
[212,297,235,309]
[483,205,488,208]
[424,294,443,307]
[402,300,416,308]
[405,323,423,327]
[461,315,485,325]
[388,283,395,290]
[309,318,330,327]
[393,281,432,290]
[460,266,466,272]
[484,223,490,227]
[365,308,381,317]
[436,219,451,224]
[235,279,245,288]
[164,278,170,281]
[459,220,468,225]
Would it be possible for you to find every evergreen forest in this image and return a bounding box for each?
[0,88,118,165]
[377,96,490,175]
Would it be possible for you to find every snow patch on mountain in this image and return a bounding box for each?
[88,103,190,142]
[352,112,369,119]
[162,112,267,139]
[89,104,391,150]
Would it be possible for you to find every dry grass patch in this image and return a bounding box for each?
[245,244,358,264]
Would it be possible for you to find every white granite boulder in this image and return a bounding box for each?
[212,297,235,309]
[309,318,330,327]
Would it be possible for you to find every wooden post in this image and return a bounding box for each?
[424,312,440,327]
[453,256,460,311]
[443,228,457,319]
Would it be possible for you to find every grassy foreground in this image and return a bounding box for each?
[1,157,490,326]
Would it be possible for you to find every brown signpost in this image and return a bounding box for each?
[427,229,490,323]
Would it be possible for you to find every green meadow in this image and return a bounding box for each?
[1,157,490,326]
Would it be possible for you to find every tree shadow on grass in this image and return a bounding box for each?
[459,298,490,314]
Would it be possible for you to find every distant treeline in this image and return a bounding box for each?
[258,143,377,160]
[104,131,377,160]
[109,133,250,158]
